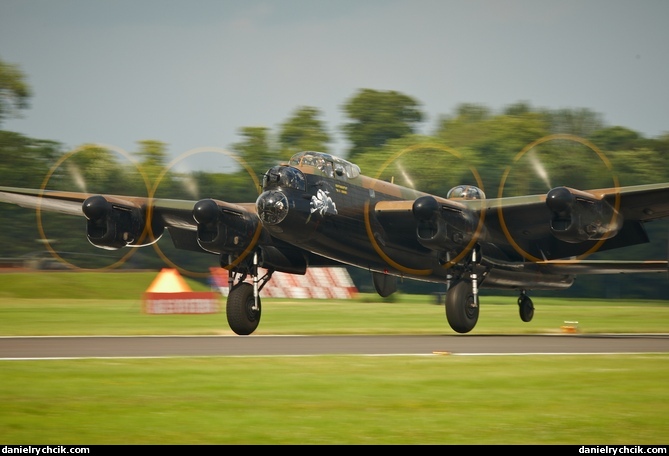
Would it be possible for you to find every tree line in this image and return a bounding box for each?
[1,57,668,298]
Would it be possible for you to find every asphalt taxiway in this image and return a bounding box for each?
[1,334,668,359]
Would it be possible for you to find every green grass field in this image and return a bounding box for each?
[1,271,668,444]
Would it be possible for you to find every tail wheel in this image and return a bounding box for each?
[445,280,479,334]
[518,294,535,322]
[226,282,261,335]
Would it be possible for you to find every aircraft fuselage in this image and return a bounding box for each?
[255,151,573,290]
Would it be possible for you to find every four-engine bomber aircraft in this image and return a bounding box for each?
[2,149,669,335]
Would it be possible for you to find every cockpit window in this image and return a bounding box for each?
[447,185,486,200]
[339,162,360,179]
[262,165,306,191]
[289,151,360,179]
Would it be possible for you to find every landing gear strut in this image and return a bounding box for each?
[444,246,481,334]
[518,290,534,323]
[225,251,273,335]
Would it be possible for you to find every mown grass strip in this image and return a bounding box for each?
[2,355,668,444]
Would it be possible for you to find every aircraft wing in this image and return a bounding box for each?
[476,182,669,222]
[374,181,669,269]
[600,182,669,221]
[0,186,198,227]
[0,186,95,217]
[0,185,259,223]
[0,185,258,253]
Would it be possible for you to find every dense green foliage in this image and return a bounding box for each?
[342,88,424,161]
[0,59,31,125]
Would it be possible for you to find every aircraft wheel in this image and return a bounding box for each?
[518,294,534,322]
[445,280,479,333]
[226,282,261,335]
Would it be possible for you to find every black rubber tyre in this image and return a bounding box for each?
[226,282,261,335]
[518,295,535,322]
[445,280,479,333]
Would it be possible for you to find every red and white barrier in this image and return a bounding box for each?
[210,267,358,299]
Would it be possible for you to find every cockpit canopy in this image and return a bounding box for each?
[447,185,486,200]
[262,151,361,192]
[289,151,360,179]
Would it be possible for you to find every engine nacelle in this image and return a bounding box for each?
[546,187,622,243]
[412,195,479,252]
[193,199,260,255]
[82,195,164,250]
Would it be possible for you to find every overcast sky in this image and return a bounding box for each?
[1,0,668,166]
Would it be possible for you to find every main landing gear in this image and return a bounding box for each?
[445,280,479,333]
[444,246,536,333]
[225,252,273,335]
[444,246,481,334]
[445,284,537,333]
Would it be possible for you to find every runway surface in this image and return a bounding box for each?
[1,334,669,359]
